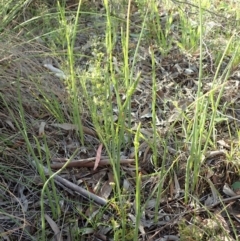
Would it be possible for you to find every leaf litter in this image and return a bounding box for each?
[1,1,240,240]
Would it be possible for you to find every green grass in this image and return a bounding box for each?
[1,0,240,240]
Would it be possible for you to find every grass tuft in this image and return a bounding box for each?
[1,0,240,240]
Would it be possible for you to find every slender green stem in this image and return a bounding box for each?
[134,123,141,241]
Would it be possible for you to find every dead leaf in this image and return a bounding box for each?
[217,139,230,149]
[39,122,46,136]
[94,143,103,170]
[140,106,152,119]
[5,119,15,130]
[128,213,145,237]
[0,112,15,130]
[100,181,113,199]
[50,123,78,131]
[18,185,28,212]
[174,171,181,198]
[99,171,114,199]
[44,214,63,241]
[223,183,237,197]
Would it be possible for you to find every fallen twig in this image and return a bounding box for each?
[51,158,135,169]
[32,161,108,206]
